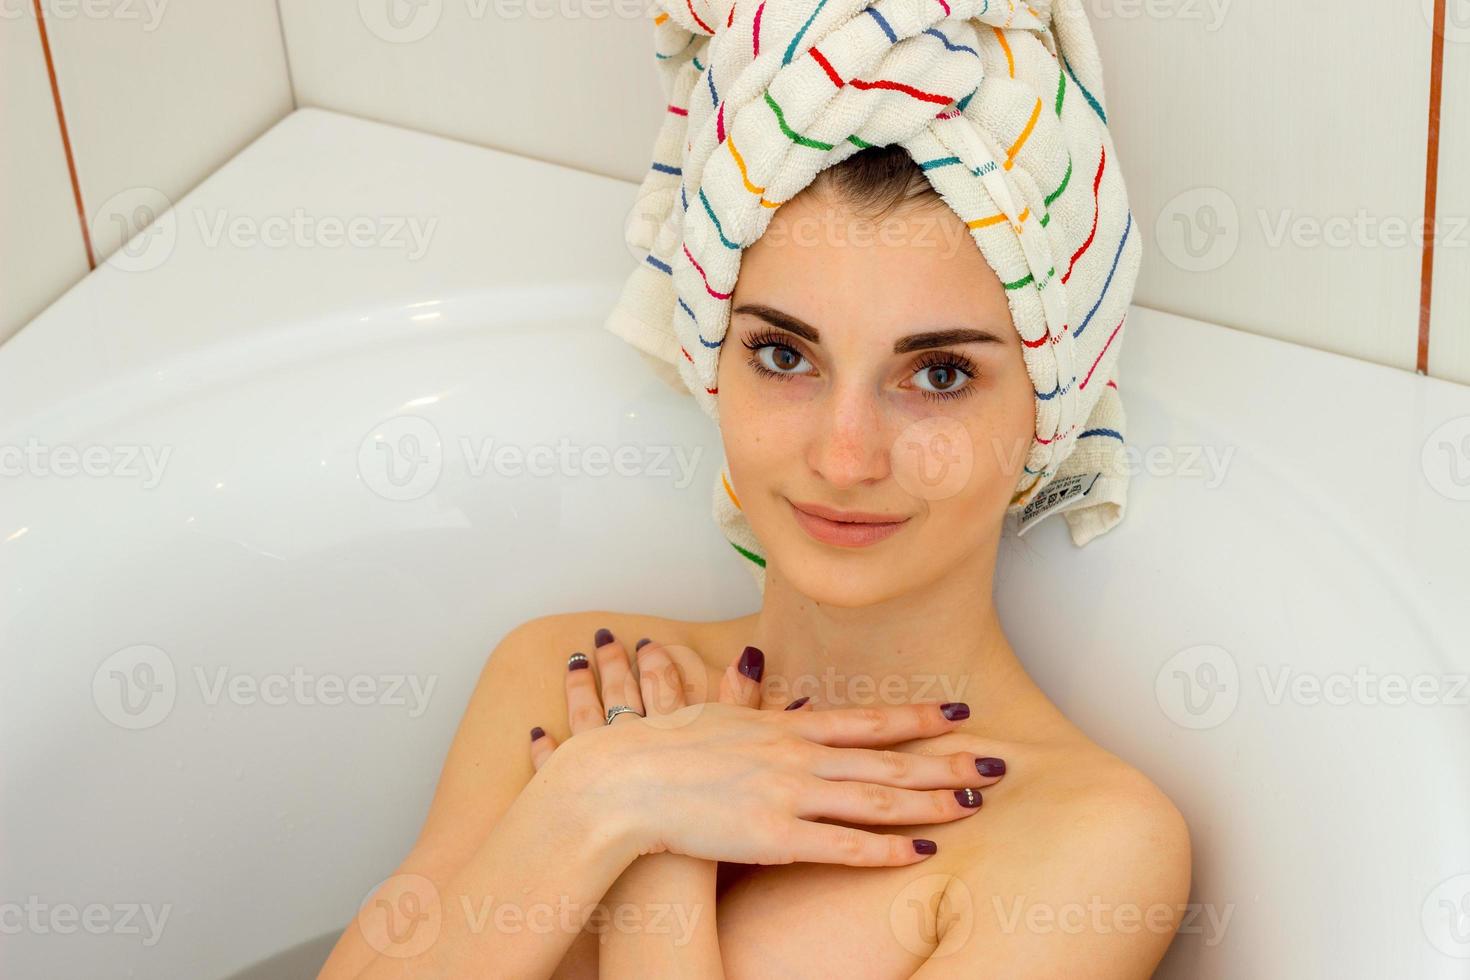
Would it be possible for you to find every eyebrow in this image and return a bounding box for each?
[731,304,1007,354]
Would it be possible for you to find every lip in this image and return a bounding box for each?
[787,499,910,548]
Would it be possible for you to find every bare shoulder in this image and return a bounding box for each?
[400,610,735,855]
[317,609,750,978]
[930,735,1192,976]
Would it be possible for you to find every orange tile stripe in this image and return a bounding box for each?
[1419,0,1446,375]
[32,0,95,270]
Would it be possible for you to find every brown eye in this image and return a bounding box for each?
[756,345,813,375]
[913,364,970,394]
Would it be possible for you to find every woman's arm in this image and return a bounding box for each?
[595,853,722,978]
[321,613,993,978]
[531,635,741,978]
[349,742,644,978]
[317,615,633,979]
[533,635,820,979]
[585,640,723,975]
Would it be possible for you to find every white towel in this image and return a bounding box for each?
[605,0,1141,588]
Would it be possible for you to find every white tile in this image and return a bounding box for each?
[277,0,663,183]
[0,8,91,343]
[45,0,294,260]
[1092,1,1432,372]
[1430,11,1470,385]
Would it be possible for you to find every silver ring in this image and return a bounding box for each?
[605,704,643,725]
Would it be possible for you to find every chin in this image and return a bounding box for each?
[766,539,936,607]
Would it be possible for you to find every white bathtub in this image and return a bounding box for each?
[2,108,1468,979]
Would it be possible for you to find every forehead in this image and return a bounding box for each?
[732,189,1009,335]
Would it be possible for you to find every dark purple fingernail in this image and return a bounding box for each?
[913,839,938,855]
[636,637,652,651]
[954,788,983,808]
[976,757,1006,777]
[595,628,614,648]
[530,726,546,741]
[737,645,764,682]
[567,652,589,671]
[940,702,969,721]
[784,696,809,710]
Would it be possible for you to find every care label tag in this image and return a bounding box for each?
[1016,471,1103,536]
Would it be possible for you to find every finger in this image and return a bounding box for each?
[719,645,764,707]
[529,725,558,770]
[592,627,644,724]
[795,775,985,825]
[780,821,941,867]
[564,651,604,734]
[775,701,970,747]
[806,745,1007,789]
[634,639,687,716]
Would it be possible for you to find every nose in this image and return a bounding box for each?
[805,380,892,491]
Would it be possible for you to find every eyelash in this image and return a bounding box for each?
[740,330,980,402]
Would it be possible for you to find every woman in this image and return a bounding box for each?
[322,0,1191,975]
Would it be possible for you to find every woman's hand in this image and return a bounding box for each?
[531,632,731,979]
[531,635,1002,869]
[528,631,811,770]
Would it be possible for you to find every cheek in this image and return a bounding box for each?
[890,379,1034,508]
[715,354,775,481]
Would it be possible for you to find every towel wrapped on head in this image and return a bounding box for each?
[604,0,1141,589]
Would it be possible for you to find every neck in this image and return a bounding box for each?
[746,545,1042,729]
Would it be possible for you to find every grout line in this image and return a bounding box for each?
[1419,0,1447,376]
[32,0,95,271]
[271,0,299,109]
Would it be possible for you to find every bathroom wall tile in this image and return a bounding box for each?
[44,0,294,262]
[1,9,90,343]
[277,0,663,183]
[1092,1,1433,373]
[1429,8,1470,386]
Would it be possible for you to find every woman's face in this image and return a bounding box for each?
[716,188,1036,606]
